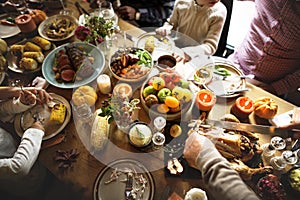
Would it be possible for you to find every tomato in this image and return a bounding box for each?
[195,89,216,111]
[231,96,254,119]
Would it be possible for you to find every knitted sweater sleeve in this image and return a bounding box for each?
[196,140,259,200]
[0,128,44,178]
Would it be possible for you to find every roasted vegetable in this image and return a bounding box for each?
[19,57,38,70]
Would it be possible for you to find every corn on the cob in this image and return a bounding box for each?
[90,109,110,151]
[22,51,44,63]
[24,41,42,52]
[49,103,66,124]
[19,57,38,70]
[10,44,24,57]
[32,36,51,51]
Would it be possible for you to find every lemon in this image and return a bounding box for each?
[170,124,182,137]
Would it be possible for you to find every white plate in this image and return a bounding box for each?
[202,62,246,98]
[42,42,105,89]
[93,159,154,200]
[135,32,176,61]
[38,14,78,42]
[7,39,55,74]
[14,93,71,140]
[0,14,20,38]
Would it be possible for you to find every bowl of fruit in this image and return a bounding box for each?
[109,47,153,83]
[140,71,193,121]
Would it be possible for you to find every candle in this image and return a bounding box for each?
[113,83,132,99]
[195,89,216,111]
[15,14,36,33]
[231,96,254,119]
[97,74,111,94]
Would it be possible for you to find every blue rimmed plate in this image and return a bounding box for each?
[42,42,105,89]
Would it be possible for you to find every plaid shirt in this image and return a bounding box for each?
[231,0,300,95]
[116,0,175,27]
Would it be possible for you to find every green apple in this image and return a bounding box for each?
[172,86,185,101]
[182,88,193,103]
[178,79,190,89]
[157,88,172,102]
[143,85,156,97]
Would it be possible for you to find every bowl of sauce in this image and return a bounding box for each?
[128,122,153,148]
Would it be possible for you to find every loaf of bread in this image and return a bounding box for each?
[50,103,66,124]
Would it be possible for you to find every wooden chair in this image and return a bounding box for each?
[214,0,233,57]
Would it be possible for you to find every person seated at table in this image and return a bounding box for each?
[0,87,52,198]
[89,0,175,27]
[227,0,300,105]
[155,0,227,55]
[183,132,259,200]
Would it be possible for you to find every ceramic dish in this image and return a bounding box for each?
[6,39,55,74]
[42,42,105,89]
[38,14,78,42]
[93,159,154,200]
[0,13,20,38]
[109,47,153,83]
[135,32,175,61]
[14,93,71,140]
[202,62,246,98]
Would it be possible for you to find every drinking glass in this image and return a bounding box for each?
[97,1,118,47]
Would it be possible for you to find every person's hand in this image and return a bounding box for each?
[118,6,136,20]
[23,87,53,104]
[172,52,191,63]
[20,89,37,105]
[30,121,45,132]
[183,132,215,169]
[155,27,170,37]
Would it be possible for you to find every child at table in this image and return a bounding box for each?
[0,87,52,198]
[156,0,227,55]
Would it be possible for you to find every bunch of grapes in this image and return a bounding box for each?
[257,174,286,200]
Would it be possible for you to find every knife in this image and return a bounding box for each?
[124,172,133,199]
[206,119,288,136]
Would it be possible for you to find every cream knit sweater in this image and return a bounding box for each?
[164,0,227,55]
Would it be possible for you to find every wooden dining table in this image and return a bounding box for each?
[1,1,299,200]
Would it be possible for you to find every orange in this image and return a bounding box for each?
[157,104,170,113]
[164,96,180,108]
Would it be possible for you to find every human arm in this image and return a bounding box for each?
[0,87,52,122]
[0,121,44,178]
[116,0,175,27]
[183,132,259,200]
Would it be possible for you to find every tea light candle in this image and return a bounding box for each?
[15,14,36,33]
[195,89,216,111]
[97,74,111,94]
[113,83,133,99]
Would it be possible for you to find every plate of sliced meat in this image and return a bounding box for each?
[42,42,105,89]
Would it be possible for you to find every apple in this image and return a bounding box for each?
[178,79,189,89]
[172,86,185,101]
[182,88,193,103]
[143,85,156,97]
[145,94,159,107]
[152,76,165,90]
[157,88,172,102]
